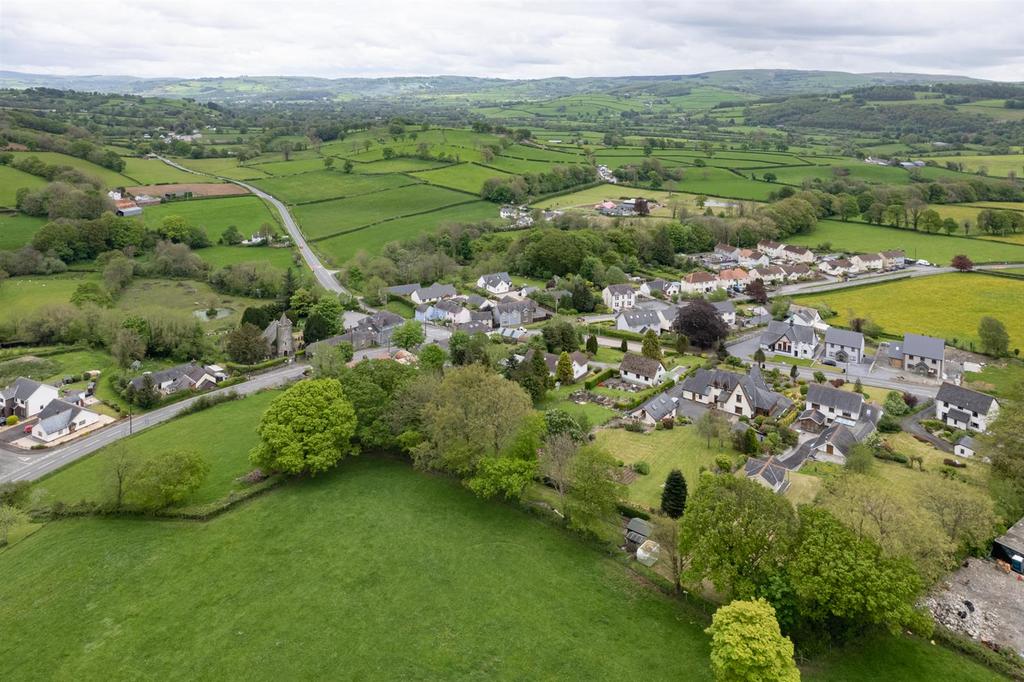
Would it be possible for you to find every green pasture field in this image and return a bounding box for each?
[501,144,587,163]
[141,195,279,239]
[196,245,297,272]
[115,278,268,332]
[294,184,475,240]
[0,273,96,324]
[0,212,47,249]
[481,155,581,175]
[662,167,776,201]
[966,201,1024,212]
[314,200,496,266]
[792,272,1024,349]
[1,455,996,680]
[119,158,216,185]
[964,359,1024,397]
[925,154,1024,178]
[34,389,280,509]
[411,162,509,194]
[176,157,273,180]
[0,165,48,207]
[353,157,453,173]
[249,157,333,176]
[957,101,1024,122]
[788,219,1024,263]
[252,170,418,205]
[7,151,134,187]
[759,163,912,185]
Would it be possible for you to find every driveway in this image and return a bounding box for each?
[901,402,953,453]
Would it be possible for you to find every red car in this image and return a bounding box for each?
[23,423,34,434]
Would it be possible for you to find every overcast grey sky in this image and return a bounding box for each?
[3,0,1022,81]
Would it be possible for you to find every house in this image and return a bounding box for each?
[744,305,772,328]
[745,456,790,494]
[476,272,512,295]
[786,305,827,331]
[880,250,906,269]
[714,243,740,260]
[759,321,818,359]
[615,309,664,334]
[353,310,405,345]
[625,517,653,553]
[935,383,1000,432]
[820,258,854,276]
[804,383,864,427]
[494,326,528,342]
[262,313,295,357]
[824,328,865,364]
[717,268,750,288]
[807,423,860,465]
[618,354,666,387]
[757,240,785,258]
[453,321,493,336]
[415,304,446,323]
[523,349,589,382]
[750,265,785,284]
[432,299,472,325]
[30,399,101,443]
[492,299,537,328]
[885,333,945,377]
[852,253,884,271]
[128,363,224,397]
[410,283,458,304]
[0,377,59,419]
[709,301,735,327]
[385,283,421,298]
[738,249,769,268]
[680,271,719,294]
[679,366,792,419]
[779,263,811,281]
[639,278,680,298]
[629,386,683,425]
[992,516,1024,574]
[602,284,637,311]
[955,435,978,458]
[306,330,376,357]
[781,245,815,263]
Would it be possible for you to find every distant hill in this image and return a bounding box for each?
[0,69,997,103]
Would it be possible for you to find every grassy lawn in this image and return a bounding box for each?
[196,245,297,272]
[0,165,47,207]
[537,384,618,427]
[175,157,273,180]
[0,456,996,680]
[595,426,737,510]
[0,212,47,249]
[661,167,776,201]
[793,272,1024,349]
[141,195,280,240]
[120,157,217,185]
[33,390,279,509]
[252,170,418,204]
[926,154,1024,178]
[964,359,1024,397]
[784,472,822,506]
[880,433,991,490]
[411,162,510,194]
[788,219,1024,263]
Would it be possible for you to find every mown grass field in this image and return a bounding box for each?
[142,195,279,240]
[7,151,134,187]
[253,170,418,204]
[0,212,47,249]
[314,200,497,266]
[759,163,912,185]
[964,359,1024,398]
[34,390,279,508]
[196,245,297,272]
[0,456,1000,681]
[661,167,776,201]
[356,157,453,173]
[0,273,96,324]
[176,157,273,180]
[295,184,475,240]
[788,219,1024,263]
[793,272,1024,349]
[119,158,216,185]
[926,154,1024,177]
[0,164,48,207]
[411,162,509,194]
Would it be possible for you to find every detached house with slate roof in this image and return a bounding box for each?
[410,283,458,305]
[885,333,946,378]
[802,383,864,427]
[639,278,680,298]
[523,349,589,382]
[679,367,792,419]
[824,328,865,364]
[615,309,664,335]
[0,377,59,419]
[602,284,637,311]
[759,320,818,359]
[618,354,666,387]
[31,399,101,443]
[745,456,790,494]
[476,272,512,295]
[935,382,1000,432]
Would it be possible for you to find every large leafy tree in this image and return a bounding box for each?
[641,329,662,360]
[391,320,426,350]
[336,360,417,449]
[541,318,580,353]
[978,316,1009,356]
[705,599,799,682]
[224,323,269,364]
[679,474,797,598]
[250,379,358,475]
[129,451,210,510]
[566,445,623,536]
[673,300,728,349]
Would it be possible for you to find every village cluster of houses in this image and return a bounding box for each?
[498,205,564,228]
[705,240,906,287]
[0,377,107,444]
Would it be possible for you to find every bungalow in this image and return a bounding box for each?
[602,284,637,311]
[524,349,589,382]
[759,320,818,359]
[935,383,1000,432]
[750,265,785,285]
[616,309,664,335]
[738,249,769,268]
[639,278,680,298]
[619,353,666,387]
[820,258,854,276]
[453,320,493,336]
[781,245,815,263]
[885,333,945,378]
[679,366,792,419]
[756,240,785,258]
[492,299,537,328]
[410,283,458,305]
[711,301,736,327]
[261,313,295,357]
[745,456,790,494]
[807,423,860,465]
[31,399,101,443]
[714,243,740,260]
[804,383,864,427]
[718,268,750,288]
[385,282,421,298]
[476,272,512,295]
[0,377,59,419]
[880,250,906,269]
[779,263,811,281]
[852,252,884,271]
[680,271,718,294]
[955,435,978,458]
[629,386,683,425]
[824,328,865,364]
[128,363,225,397]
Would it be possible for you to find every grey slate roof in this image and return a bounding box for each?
[35,398,92,436]
[946,408,972,424]
[936,382,997,414]
[957,435,978,450]
[1,377,48,401]
[903,333,945,361]
[760,320,817,347]
[825,327,864,349]
[745,456,789,491]
[415,283,457,300]
[816,423,859,454]
[806,383,864,415]
[632,385,683,421]
[680,366,792,417]
[626,517,652,539]
[712,300,735,314]
[356,310,405,333]
[454,321,493,335]
[480,272,511,288]
[385,283,421,297]
[619,353,663,379]
[616,309,661,329]
[605,283,635,295]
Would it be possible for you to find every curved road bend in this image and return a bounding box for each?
[0,363,309,484]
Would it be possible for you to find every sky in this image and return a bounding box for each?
[2,0,1023,82]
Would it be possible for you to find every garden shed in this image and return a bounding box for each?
[992,516,1024,574]
[624,517,652,553]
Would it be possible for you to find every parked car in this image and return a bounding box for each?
[23,423,33,434]
[822,358,837,366]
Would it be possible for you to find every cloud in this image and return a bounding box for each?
[1,0,1021,81]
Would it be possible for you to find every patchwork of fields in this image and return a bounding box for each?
[252,170,419,204]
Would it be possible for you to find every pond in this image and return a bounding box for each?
[193,307,234,320]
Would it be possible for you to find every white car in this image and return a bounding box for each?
[915,259,931,266]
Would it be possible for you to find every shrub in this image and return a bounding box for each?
[585,368,615,390]
[877,413,901,433]
[179,391,241,416]
[714,456,734,473]
[661,417,674,430]
[632,461,651,475]
[616,502,650,520]
[5,415,17,426]
[624,421,645,432]
[874,449,909,464]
